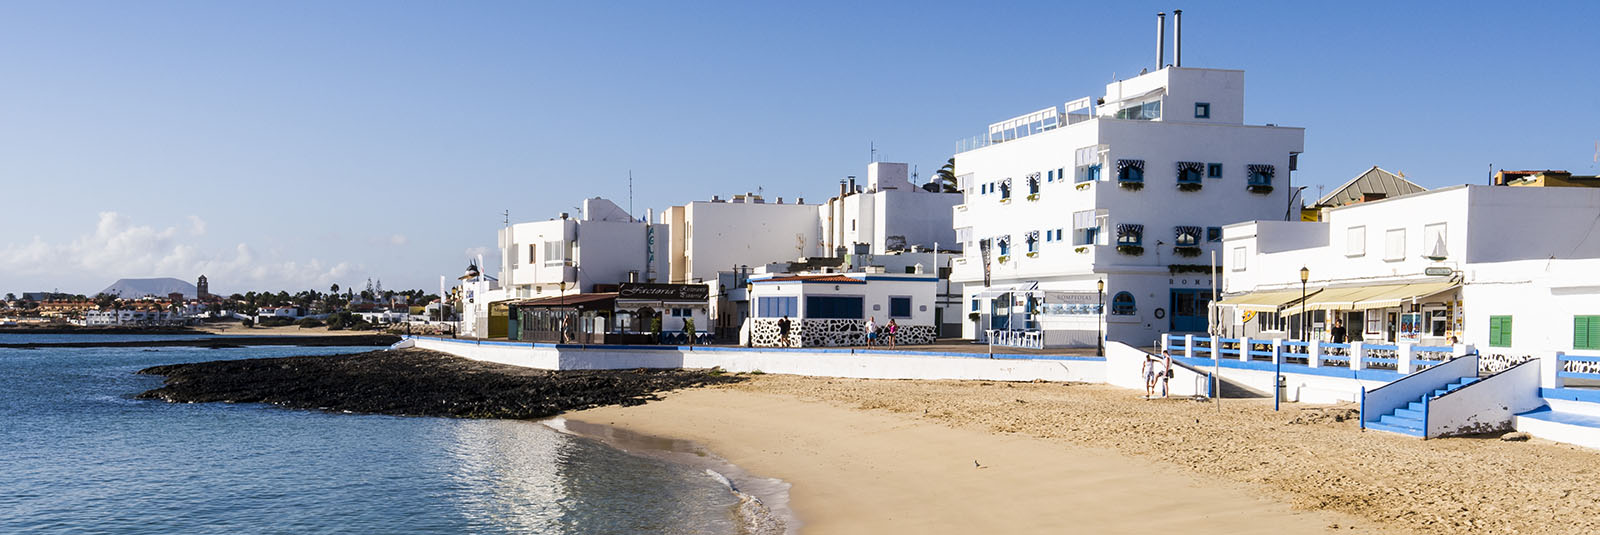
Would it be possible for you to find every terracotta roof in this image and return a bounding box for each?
[757,275,865,284]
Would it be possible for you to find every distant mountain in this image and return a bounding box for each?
[100,278,198,299]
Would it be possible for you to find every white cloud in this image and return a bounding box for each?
[0,212,360,293]
[389,233,409,246]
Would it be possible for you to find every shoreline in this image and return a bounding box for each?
[0,334,398,349]
[567,386,1383,535]
[546,417,796,535]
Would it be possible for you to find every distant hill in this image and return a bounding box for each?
[101,278,198,299]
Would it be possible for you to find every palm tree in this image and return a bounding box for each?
[933,157,958,193]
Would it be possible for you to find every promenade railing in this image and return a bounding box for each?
[1161,334,1477,378]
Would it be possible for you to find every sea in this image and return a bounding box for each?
[0,335,773,534]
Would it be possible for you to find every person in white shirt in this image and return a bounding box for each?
[864,317,878,347]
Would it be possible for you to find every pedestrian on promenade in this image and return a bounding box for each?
[1160,349,1173,398]
[1143,354,1159,399]
[1331,318,1347,344]
[865,317,878,347]
[777,316,792,347]
[886,319,898,349]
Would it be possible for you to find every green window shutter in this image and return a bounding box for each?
[1579,315,1600,350]
[1490,315,1512,347]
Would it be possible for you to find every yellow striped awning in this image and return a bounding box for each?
[1282,281,1458,315]
[1217,288,1321,312]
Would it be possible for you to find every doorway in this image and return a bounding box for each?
[1170,289,1213,333]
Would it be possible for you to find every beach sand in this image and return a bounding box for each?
[571,375,1600,535]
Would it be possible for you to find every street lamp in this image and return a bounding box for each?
[1096,279,1105,356]
[1299,266,1310,339]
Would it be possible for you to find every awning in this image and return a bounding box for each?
[1281,281,1458,315]
[1217,288,1321,312]
[1349,281,1458,309]
[975,282,1039,299]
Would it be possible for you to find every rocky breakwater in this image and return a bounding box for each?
[137,348,744,419]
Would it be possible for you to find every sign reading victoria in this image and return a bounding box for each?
[617,283,710,302]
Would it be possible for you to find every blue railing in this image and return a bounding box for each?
[1319,342,1350,367]
[1557,353,1600,381]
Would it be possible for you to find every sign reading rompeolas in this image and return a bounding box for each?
[617,283,709,301]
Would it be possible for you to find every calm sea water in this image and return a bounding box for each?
[0,340,745,534]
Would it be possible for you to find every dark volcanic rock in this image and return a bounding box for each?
[136,348,745,419]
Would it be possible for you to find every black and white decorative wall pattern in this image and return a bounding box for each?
[1479,352,1534,374]
[748,318,936,348]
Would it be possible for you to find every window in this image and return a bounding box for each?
[1046,169,1055,183]
[1111,292,1136,315]
[1057,167,1065,183]
[671,308,693,317]
[999,179,1012,199]
[1177,161,1204,184]
[1026,231,1040,253]
[1082,164,1102,183]
[1174,226,1202,247]
[1365,309,1382,334]
[1027,173,1041,195]
[1575,315,1600,350]
[1072,210,1101,246]
[510,245,521,268]
[1423,223,1448,259]
[1247,164,1275,187]
[1489,315,1513,347]
[757,296,797,318]
[971,299,979,312]
[996,236,1011,256]
[1384,228,1406,261]
[1116,159,1145,183]
[1055,229,1064,241]
[1207,163,1223,178]
[889,297,912,318]
[1116,224,1143,246]
[1231,246,1247,271]
[806,296,863,319]
[1194,102,1210,119]
[1256,311,1286,332]
[542,241,567,266]
[1206,227,1222,242]
[1115,100,1161,120]
[1346,226,1366,257]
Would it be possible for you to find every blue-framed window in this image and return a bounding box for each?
[1112,292,1137,315]
[1046,169,1055,182]
[889,297,912,318]
[971,299,979,312]
[806,296,863,319]
[1026,231,1040,253]
[758,296,797,318]
[998,179,1012,199]
[1207,163,1223,178]
[997,238,1011,256]
[1080,164,1102,183]
[1207,227,1223,242]
[1177,162,1204,184]
[1248,164,1275,187]
[1116,160,1144,183]
[1194,102,1210,119]
[1116,224,1143,246]
[1027,174,1040,195]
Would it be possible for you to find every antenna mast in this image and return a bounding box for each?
[628,170,634,222]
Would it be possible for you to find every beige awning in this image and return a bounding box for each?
[1349,281,1458,309]
[1282,281,1458,315]
[1218,288,1321,312]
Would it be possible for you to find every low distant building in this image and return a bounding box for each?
[505,282,711,344]
[1493,169,1600,188]
[256,306,301,320]
[1303,166,1427,221]
[743,270,938,347]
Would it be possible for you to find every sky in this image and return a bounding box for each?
[2,1,1597,296]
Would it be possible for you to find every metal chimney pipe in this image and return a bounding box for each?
[1157,12,1166,70]
[1174,9,1182,67]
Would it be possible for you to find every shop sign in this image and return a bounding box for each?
[618,283,709,301]
[1424,266,1453,277]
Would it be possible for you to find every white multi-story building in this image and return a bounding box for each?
[1218,184,1600,362]
[820,162,962,256]
[497,197,669,299]
[950,65,1305,347]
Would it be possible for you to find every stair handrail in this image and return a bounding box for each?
[1429,354,1529,402]
[1361,352,1479,428]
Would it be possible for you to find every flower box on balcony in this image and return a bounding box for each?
[1116,245,1144,256]
[1026,252,1039,258]
[1075,182,1092,191]
[1026,193,1040,201]
[1119,181,1144,191]
[1177,182,1203,192]
[1247,184,1274,194]
[1174,246,1202,258]
[997,255,1010,263]
[1074,246,1089,254]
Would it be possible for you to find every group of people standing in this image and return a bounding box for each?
[1143,350,1174,399]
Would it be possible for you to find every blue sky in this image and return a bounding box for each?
[2,1,1596,295]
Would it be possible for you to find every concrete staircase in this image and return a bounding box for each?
[1366,376,1480,437]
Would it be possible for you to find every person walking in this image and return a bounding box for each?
[1159,349,1173,398]
[886,319,899,349]
[864,316,878,348]
[1331,318,1347,344]
[777,315,792,347]
[1142,355,1159,399]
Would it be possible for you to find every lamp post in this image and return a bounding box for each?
[1299,266,1310,338]
[1285,266,1308,411]
[1096,279,1105,356]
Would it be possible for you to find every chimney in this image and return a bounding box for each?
[838,180,847,198]
[560,212,569,220]
[1156,12,1166,70]
[776,196,783,204]
[797,197,804,204]
[1174,9,1182,67]
[848,176,856,194]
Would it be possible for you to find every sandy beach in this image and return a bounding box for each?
[193,324,384,337]
[570,375,1600,535]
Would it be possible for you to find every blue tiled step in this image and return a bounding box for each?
[1367,419,1424,437]
[1517,406,1600,428]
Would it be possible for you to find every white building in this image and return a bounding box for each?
[1218,184,1600,363]
[660,193,822,285]
[821,162,962,255]
[949,63,1305,348]
[497,197,669,299]
[743,269,939,348]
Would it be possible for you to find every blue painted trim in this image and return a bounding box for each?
[1543,387,1600,403]
[1364,357,1398,365]
[1321,343,1350,350]
[1172,355,1402,381]
[1558,371,1600,381]
[1421,395,1430,439]
[1248,350,1274,357]
[1412,346,1453,352]
[1367,344,1399,351]
[1558,355,1600,363]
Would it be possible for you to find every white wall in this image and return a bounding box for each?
[680,200,821,283]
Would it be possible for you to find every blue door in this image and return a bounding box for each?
[1169,289,1213,333]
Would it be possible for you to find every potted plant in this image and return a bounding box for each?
[1177,182,1203,192]
[1116,245,1144,255]
[1119,181,1144,191]
[1247,184,1274,194]
[1174,246,1202,258]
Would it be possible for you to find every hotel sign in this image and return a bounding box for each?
[1424,267,1453,277]
[617,283,709,301]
